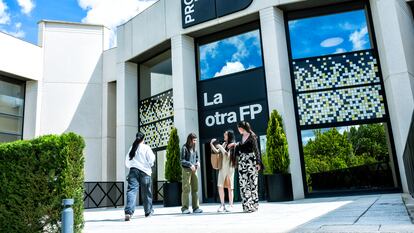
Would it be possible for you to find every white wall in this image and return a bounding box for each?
[38,21,110,181]
[0,32,42,81]
[370,0,414,193]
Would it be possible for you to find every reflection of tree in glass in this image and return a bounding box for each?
[348,124,389,163]
[304,124,387,191]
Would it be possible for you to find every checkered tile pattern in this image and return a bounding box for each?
[293,50,387,127]
[139,90,174,149]
[139,118,174,149]
[293,51,379,92]
[297,85,386,126]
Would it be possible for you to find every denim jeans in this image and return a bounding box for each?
[124,168,153,215]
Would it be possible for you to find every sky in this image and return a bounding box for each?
[0,0,157,46]
[288,10,372,59]
[199,29,263,80]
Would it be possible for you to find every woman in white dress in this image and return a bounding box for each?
[210,130,237,212]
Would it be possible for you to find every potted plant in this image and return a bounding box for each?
[163,127,182,207]
[264,110,293,202]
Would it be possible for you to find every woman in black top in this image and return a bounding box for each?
[235,121,261,213]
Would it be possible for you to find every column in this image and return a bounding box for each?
[260,7,305,199]
[116,62,138,183]
[370,0,414,193]
[171,34,202,200]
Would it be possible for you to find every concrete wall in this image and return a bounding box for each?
[370,0,414,193]
[0,32,42,81]
[38,21,110,181]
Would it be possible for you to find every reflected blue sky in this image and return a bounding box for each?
[288,10,371,60]
[199,30,263,80]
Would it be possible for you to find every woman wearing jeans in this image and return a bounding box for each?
[181,133,203,214]
[124,132,155,221]
[235,121,262,213]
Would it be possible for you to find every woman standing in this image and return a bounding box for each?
[235,121,261,213]
[181,133,203,214]
[210,130,237,212]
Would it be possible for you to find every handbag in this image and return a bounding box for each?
[211,152,222,170]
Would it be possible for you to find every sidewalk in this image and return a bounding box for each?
[84,194,414,233]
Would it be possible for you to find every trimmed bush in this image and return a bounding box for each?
[266,110,290,174]
[165,127,182,183]
[0,133,85,233]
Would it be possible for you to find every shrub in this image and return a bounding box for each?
[165,127,182,183]
[266,110,290,174]
[0,133,85,233]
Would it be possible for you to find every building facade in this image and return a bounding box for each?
[1,0,414,202]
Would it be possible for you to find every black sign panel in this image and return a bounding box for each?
[216,0,253,17]
[181,0,216,28]
[197,68,268,142]
[182,0,254,28]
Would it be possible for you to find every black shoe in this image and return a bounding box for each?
[145,210,154,217]
[125,214,131,221]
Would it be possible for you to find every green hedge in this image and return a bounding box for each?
[0,133,85,233]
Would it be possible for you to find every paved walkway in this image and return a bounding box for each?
[84,194,414,233]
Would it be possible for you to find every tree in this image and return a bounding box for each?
[348,124,389,162]
[165,127,182,183]
[265,110,290,174]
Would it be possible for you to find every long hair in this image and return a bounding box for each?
[225,130,237,167]
[129,132,145,160]
[185,133,197,151]
[237,121,257,139]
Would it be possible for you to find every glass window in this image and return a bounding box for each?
[301,123,398,193]
[288,10,371,59]
[139,50,172,100]
[286,4,400,194]
[198,29,263,80]
[0,77,25,143]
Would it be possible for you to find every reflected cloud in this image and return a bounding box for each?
[350,26,369,50]
[320,37,344,47]
[199,29,263,80]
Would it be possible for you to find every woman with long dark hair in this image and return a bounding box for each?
[210,130,237,212]
[235,121,261,213]
[124,132,155,221]
[181,133,203,214]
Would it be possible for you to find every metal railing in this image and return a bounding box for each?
[84,182,124,209]
[403,111,414,197]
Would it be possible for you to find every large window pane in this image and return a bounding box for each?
[199,29,263,80]
[0,133,21,143]
[286,4,399,194]
[302,123,398,193]
[288,10,371,59]
[0,79,25,116]
[0,77,24,143]
[0,115,23,135]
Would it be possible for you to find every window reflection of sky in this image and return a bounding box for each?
[301,126,359,145]
[289,10,371,60]
[199,30,263,80]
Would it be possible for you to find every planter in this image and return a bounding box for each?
[163,182,182,207]
[265,173,293,202]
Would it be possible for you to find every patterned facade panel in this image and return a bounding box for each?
[298,85,386,126]
[293,50,380,92]
[139,118,174,149]
[139,90,174,149]
[139,90,174,126]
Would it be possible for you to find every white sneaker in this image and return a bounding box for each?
[226,205,234,212]
[217,204,225,212]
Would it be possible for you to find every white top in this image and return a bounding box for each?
[125,143,155,176]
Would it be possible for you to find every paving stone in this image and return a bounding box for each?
[84,194,414,233]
